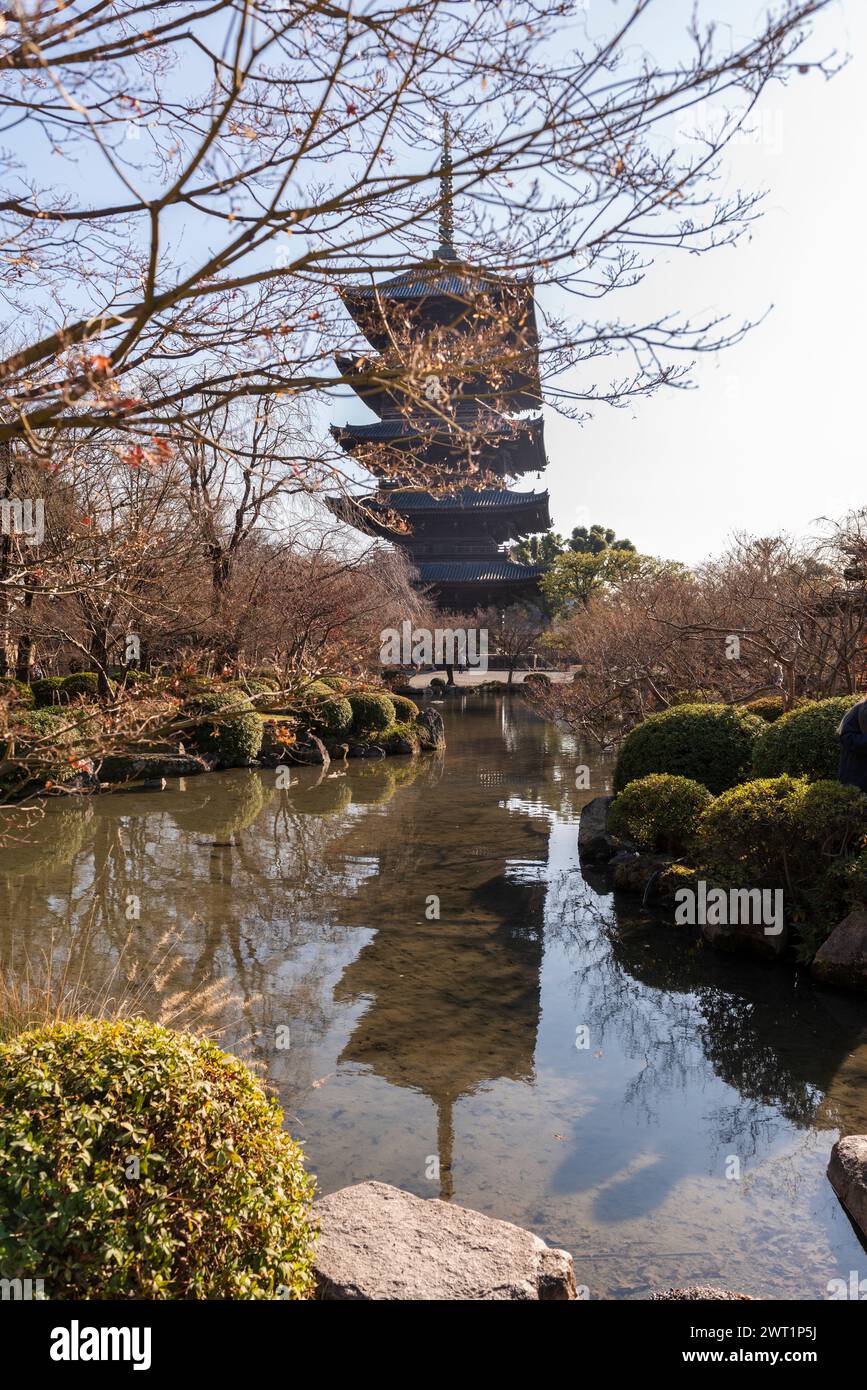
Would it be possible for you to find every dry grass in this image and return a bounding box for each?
[0,929,245,1044]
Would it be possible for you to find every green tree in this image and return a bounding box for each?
[541,547,647,614]
[567,525,636,556]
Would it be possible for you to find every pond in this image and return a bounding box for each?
[2,694,867,1299]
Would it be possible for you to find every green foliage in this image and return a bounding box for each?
[183,690,263,767]
[230,676,279,700]
[348,691,396,734]
[751,696,854,781]
[300,681,353,736]
[0,677,34,707]
[62,672,114,702]
[0,1018,316,1299]
[694,776,867,956]
[743,695,785,723]
[541,547,646,614]
[514,523,636,572]
[30,676,66,707]
[614,703,764,796]
[388,694,419,722]
[608,774,713,854]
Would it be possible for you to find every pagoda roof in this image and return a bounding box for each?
[334,353,542,416]
[414,559,543,584]
[331,413,547,479]
[382,487,547,512]
[343,259,529,305]
[322,488,549,544]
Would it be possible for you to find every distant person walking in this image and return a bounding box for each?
[838,698,867,792]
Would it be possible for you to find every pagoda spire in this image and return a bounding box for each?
[436,114,456,261]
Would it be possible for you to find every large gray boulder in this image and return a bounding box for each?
[313,1181,577,1300]
[828,1135,867,1238]
[578,795,616,863]
[813,911,867,991]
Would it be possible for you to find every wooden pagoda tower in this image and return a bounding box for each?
[328,126,550,612]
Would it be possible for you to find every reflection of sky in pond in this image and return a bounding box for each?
[2,697,867,1298]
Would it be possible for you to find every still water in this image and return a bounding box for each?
[3,696,867,1298]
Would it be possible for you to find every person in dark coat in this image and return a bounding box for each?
[837,699,867,792]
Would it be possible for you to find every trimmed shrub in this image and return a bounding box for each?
[523,672,551,688]
[751,695,855,781]
[743,695,785,723]
[388,694,419,723]
[317,674,350,692]
[0,1018,316,1299]
[668,688,715,706]
[348,691,395,734]
[300,683,350,739]
[61,672,105,702]
[30,676,66,707]
[0,676,34,708]
[230,676,279,700]
[694,775,807,887]
[608,774,713,855]
[183,690,263,767]
[429,675,447,688]
[614,703,764,796]
[694,775,867,956]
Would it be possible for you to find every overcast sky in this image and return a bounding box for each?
[540,0,865,564]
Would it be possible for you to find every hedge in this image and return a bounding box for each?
[0,1019,316,1299]
[608,774,713,855]
[613,702,764,795]
[347,691,395,734]
[751,696,855,781]
[183,690,263,766]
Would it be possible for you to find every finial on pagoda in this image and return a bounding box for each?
[435,113,457,262]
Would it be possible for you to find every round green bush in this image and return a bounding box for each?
[743,695,785,723]
[608,774,713,854]
[318,674,350,692]
[303,685,353,737]
[30,676,65,707]
[388,693,419,723]
[694,775,807,886]
[183,690,263,767]
[0,1018,316,1299]
[348,691,396,734]
[751,696,855,781]
[61,672,105,701]
[614,703,764,796]
[429,675,447,688]
[0,676,34,707]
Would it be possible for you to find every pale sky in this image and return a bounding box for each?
[542,0,867,563]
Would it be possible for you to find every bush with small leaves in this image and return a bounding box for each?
[183,690,263,767]
[694,775,867,956]
[388,694,419,723]
[348,691,396,734]
[0,1018,316,1299]
[608,774,713,855]
[614,703,764,796]
[751,696,855,781]
[300,681,353,736]
[743,695,785,723]
[30,676,66,707]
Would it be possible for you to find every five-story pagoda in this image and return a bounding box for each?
[328,131,550,611]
